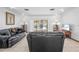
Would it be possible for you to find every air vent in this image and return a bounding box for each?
[24,9,29,11]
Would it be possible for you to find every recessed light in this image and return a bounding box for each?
[24,9,29,11]
[50,8,54,11]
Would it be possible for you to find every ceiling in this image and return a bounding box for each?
[11,7,75,16]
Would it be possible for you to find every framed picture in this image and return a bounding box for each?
[6,12,15,25]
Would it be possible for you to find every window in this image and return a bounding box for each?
[34,20,48,32]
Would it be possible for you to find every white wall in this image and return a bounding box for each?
[62,8,79,41]
[0,7,28,30]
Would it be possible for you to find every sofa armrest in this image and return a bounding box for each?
[27,34,32,51]
[0,35,10,39]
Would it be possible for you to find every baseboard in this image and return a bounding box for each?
[71,38,79,42]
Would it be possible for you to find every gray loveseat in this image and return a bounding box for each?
[27,32,65,52]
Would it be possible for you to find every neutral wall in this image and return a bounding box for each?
[0,7,28,30]
[62,8,79,41]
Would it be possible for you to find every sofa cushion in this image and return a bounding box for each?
[16,28,23,33]
[9,28,17,36]
[0,29,11,37]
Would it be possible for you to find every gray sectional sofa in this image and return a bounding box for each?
[0,28,25,48]
[27,32,65,52]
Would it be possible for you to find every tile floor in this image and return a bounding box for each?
[0,37,29,52]
[63,38,79,52]
[0,35,79,52]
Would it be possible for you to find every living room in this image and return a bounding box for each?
[0,7,79,52]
